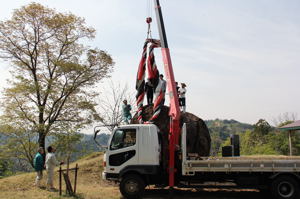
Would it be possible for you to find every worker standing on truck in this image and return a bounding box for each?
[155,74,166,105]
[176,82,180,96]
[179,83,187,112]
[33,147,45,187]
[145,79,154,105]
[122,99,132,124]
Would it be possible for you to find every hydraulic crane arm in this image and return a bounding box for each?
[153,0,181,188]
[154,0,180,120]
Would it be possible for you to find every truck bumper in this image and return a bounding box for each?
[102,172,119,181]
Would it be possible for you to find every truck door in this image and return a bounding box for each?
[106,127,138,174]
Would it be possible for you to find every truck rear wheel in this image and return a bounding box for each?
[120,174,145,199]
[271,175,299,199]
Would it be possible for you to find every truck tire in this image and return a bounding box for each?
[120,174,145,199]
[271,175,299,199]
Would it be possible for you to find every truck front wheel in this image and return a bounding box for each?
[271,175,299,199]
[120,174,145,199]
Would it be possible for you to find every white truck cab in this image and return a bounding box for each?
[102,124,161,182]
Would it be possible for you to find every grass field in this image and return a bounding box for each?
[0,152,121,199]
[0,153,265,199]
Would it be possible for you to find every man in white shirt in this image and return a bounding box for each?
[178,83,187,112]
[46,146,63,190]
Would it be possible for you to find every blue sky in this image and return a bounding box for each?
[0,0,299,125]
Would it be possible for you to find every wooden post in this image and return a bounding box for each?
[59,166,62,196]
[289,130,293,156]
[74,164,78,194]
[63,172,73,195]
[65,171,68,195]
[66,156,69,195]
[57,164,78,196]
[66,155,70,178]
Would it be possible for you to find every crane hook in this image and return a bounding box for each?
[146,17,152,39]
[146,17,152,24]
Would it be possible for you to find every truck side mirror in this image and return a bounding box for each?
[94,129,100,140]
[93,128,102,147]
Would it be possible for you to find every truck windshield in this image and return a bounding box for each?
[110,129,136,150]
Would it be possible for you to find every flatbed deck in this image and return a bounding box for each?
[183,158,300,174]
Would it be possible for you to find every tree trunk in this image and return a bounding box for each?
[38,132,46,148]
[38,132,46,163]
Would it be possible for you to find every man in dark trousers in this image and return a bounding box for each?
[176,82,180,97]
[145,79,154,105]
[122,99,132,124]
[179,83,187,112]
[155,74,167,105]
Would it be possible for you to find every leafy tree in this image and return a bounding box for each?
[240,130,277,155]
[0,2,114,155]
[210,132,224,156]
[253,119,272,136]
[0,159,13,178]
[239,119,299,156]
[51,130,83,164]
[265,131,289,155]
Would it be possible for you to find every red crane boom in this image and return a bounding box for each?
[153,0,181,187]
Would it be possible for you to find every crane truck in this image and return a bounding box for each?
[99,1,300,199]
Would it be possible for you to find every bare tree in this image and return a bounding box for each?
[97,80,135,132]
[273,112,298,127]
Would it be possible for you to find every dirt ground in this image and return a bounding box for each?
[142,188,263,199]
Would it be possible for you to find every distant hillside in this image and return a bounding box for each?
[80,132,110,149]
[206,119,253,139]
[0,132,110,148]
[205,119,253,155]
[54,133,111,163]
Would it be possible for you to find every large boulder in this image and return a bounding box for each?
[131,105,211,168]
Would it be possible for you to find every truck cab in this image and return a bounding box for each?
[102,124,162,183]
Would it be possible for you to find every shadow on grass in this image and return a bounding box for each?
[48,193,84,199]
[141,188,265,199]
